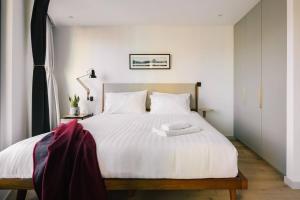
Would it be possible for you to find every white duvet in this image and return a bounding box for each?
[0,112,238,179]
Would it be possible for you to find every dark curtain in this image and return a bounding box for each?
[31,0,51,136]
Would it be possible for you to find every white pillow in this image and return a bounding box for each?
[104,90,147,114]
[152,92,191,110]
[150,92,191,114]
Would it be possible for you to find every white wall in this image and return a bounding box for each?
[285,0,300,189]
[54,25,234,136]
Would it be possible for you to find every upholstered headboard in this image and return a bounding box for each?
[102,82,201,112]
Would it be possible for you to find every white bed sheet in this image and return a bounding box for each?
[0,112,238,179]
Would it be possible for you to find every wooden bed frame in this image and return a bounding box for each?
[0,171,247,200]
[0,82,248,200]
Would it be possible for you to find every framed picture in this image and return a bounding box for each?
[129,54,171,70]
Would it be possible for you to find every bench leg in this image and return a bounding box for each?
[229,189,237,200]
[127,190,136,198]
[16,190,27,200]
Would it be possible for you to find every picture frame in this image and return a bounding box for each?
[129,54,171,70]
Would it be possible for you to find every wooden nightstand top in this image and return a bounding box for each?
[62,113,94,120]
[198,108,214,112]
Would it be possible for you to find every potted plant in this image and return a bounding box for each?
[69,95,80,116]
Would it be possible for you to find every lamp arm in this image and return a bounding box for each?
[77,73,89,79]
[76,77,90,99]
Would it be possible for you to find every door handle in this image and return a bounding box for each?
[259,86,263,109]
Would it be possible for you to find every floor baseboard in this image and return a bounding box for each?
[284,176,300,189]
[226,136,236,140]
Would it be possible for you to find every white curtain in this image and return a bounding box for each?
[46,18,60,129]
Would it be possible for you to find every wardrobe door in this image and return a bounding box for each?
[234,17,247,142]
[234,3,262,155]
[242,3,262,155]
[261,0,287,174]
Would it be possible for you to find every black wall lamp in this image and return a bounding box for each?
[76,69,97,101]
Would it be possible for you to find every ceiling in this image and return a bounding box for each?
[48,0,260,26]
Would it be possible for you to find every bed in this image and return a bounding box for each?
[0,82,247,200]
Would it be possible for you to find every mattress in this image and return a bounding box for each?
[0,112,238,179]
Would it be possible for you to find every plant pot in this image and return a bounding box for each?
[70,107,80,116]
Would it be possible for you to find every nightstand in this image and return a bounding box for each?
[198,108,213,118]
[61,113,94,123]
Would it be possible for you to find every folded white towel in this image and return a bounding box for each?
[161,121,192,131]
[153,126,202,137]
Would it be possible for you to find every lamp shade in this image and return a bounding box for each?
[89,69,97,78]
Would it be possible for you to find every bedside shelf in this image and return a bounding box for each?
[61,113,94,123]
[198,108,214,118]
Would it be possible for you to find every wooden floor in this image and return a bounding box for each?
[6,139,300,200]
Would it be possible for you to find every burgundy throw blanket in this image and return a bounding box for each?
[33,120,107,200]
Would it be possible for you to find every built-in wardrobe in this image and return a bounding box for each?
[234,0,287,174]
